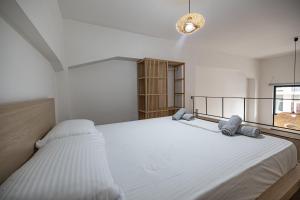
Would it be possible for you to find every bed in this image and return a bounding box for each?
[97,117,297,200]
[0,99,299,200]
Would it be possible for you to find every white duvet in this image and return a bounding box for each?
[97,117,297,200]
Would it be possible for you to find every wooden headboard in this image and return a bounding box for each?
[0,98,55,184]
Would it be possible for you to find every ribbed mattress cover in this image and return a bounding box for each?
[97,117,297,200]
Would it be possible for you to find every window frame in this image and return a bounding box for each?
[273,84,300,127]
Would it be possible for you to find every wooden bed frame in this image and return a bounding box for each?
[0,98,55,184]
[0,99,299,199]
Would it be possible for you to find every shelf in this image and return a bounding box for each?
[138,58,185,120]
[167,107,183,115]
[168,107,177,110]
[167,61,185,66]
[138,77,167,80]
[139,110,169,113]
[168,107,182,110]
[139,94,167,96]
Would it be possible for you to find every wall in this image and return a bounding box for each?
[55,69,71,122]
[68,60,138,125]
[62,19,259,122]
[16,0,65,67]
[0,13,259,124]
[0,16,57,112]
[246,78,257,122]
[0,3,260,124]
[193,67,248,118]
[257,52,300,125]
[63,19,185,68]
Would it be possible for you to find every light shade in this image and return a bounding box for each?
[176,13,205,35]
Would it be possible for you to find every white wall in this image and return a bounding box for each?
[68,60,138,125]
[55,69,71,122]
[0,3,260,124]
[64,19,185,68]
[257,52,300,125]
[16,0,64,66]
[193,67,248,118]
[0,16,57,112]
[62,19,259,122]
[0,14,259,124]
[246,78,257,122]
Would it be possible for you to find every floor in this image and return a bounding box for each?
[274,113,300,130]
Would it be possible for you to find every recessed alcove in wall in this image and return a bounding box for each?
[68,58,139,125]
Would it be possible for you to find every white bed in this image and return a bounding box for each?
[97,117,297,200]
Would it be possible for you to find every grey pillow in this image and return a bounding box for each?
[172,108,186,120]
[218,120,227,130]
[238,126,261,138]
[182,114,194,121]
[219,120,261,138]
[221,115,242,136]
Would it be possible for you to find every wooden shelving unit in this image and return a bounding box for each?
[171,61,185,116]
[137,58,185,119]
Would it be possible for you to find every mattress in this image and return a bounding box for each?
[96,117,297,200]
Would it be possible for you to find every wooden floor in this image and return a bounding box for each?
[291,189,300,200]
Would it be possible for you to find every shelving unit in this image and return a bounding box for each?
[137,58,185,119]
[171,61,185,115]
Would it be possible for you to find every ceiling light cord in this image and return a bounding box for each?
[294,37,297,87]
[292,37,298,114]
[176,0,205,35]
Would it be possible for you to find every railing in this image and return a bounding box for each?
[191,96,300,132]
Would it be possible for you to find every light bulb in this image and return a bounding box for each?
[176,13,205,35]
[184,22,196,33]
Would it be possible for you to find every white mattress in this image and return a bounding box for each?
[97,117,297,200]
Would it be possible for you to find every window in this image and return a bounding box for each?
[275,94,283,113]
[273,85,300,130]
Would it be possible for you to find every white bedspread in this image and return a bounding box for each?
[97,117,297,200]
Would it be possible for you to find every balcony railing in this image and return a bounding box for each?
[191,96,300,132]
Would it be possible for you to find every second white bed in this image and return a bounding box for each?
[97,117,297,200]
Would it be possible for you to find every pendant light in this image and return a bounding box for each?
[291,37,298,118]
[176,0,205,35]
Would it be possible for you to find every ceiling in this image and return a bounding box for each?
[58,0,300,58]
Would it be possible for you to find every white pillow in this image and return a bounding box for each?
[0,133,124,200]
[36,119,98,148]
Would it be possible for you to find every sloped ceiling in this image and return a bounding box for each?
[59,0,300,58]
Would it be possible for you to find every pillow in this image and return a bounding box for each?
[172,108,186,120]
[221,115,242,136]
[181,113,194,121]
[0,133,124,200]
[219,120,261,138]
[36,119,98,149]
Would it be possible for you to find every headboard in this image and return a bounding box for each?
[0,98,55,184]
